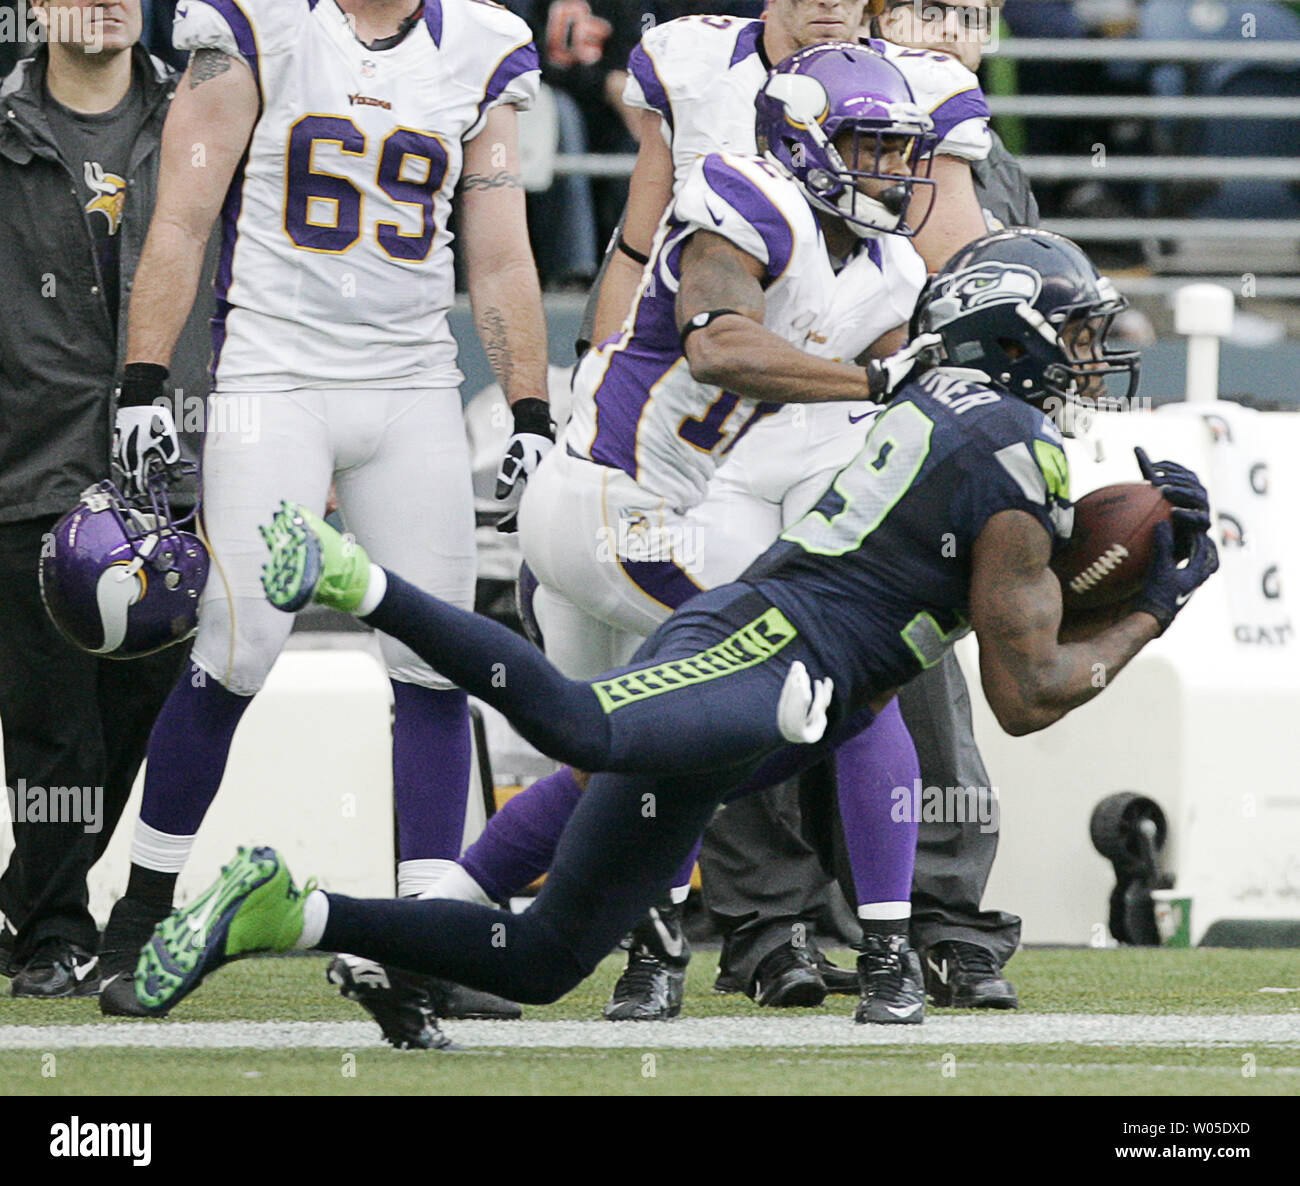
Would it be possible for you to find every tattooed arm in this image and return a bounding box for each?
[459,105,548,406]
[126,50,258,365]
[675,232,874,404]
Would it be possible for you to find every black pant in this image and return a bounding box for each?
[0,516,188,961]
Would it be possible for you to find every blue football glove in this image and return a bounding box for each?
[1131,519,1219,634]
[1135,446,1212,550]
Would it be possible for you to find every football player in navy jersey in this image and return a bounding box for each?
[132,230,1218,1018]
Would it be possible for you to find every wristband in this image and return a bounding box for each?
[511,397,555,441]
[617,235,650,266]
[118,362,170,409]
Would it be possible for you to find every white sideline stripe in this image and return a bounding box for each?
[1,1014,1299,1050]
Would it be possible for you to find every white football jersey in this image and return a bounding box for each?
[173,0,539,391]
[622,16,991,182]
[566,152,925,510]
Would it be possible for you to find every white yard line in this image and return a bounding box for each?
[0,1013,1298,1050]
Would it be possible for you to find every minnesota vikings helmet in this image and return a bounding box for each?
[40,477,209,659]
[755,42,937,237]
[913,228,1142,405]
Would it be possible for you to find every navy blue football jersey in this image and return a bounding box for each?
[743,368,1073,706]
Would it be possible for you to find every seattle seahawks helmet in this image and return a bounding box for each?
[40,476,209,659]
[755,42,937,238]
[912,228,1141,405]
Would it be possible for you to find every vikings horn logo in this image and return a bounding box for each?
[84,161,126,234]
[927,263,1043,326]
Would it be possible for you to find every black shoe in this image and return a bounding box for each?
[712,968,745,995]
[922,940,1019,1009]
[424,978,521,1020]
[751,942,827,1008]
[603,902,689,1021]
[10,938,100,998]
[98,897,174,1017]
[854,933,925,1025]
[328,954,454,1050]
[815,951,859,995]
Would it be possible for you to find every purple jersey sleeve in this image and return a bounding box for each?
[930,88,992,150]
[626,41,673,128]
[693,156,795,280]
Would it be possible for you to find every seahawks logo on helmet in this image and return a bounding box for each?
[926,263,1043,329]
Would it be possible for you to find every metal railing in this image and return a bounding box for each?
[988,38,1300,61]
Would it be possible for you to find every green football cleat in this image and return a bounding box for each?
[133,846,315,1016]
[259,501,372,613]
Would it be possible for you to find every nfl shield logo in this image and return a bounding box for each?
[361,59,377,78]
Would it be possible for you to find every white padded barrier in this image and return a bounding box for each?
[966,401,1300,945]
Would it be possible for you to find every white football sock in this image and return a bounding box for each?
[397,857,458,898]
[130,820,196,874]
[417,862,494,906]
[356,563,387,617]
[857,901,912,921]
[296,889,329,950]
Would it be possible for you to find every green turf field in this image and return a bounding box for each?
[1,948,1297,1095]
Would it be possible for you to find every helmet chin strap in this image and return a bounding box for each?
[834,187,902,237]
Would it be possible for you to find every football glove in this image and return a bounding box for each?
[865,333,943,401]
[1134,447,1213,559]
[1131,519,1219,635]
[114,363,180,497]
[494,397,555,533]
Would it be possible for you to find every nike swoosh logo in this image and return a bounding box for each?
[100,972,122,990]
[702,199,726,227]
[649,908,683,959]
[73,958,98,982]
[848,411,876,425]
[886,1002,922,1018]
[926,957,949,985]
[1175,592,1192,606]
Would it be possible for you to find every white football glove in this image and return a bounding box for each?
[776,660,834,745]
[866,332,945,401]
[114,403,180,497]
[494,398,555,533]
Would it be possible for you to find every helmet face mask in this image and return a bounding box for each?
[913,230,1141,410]
[40,474,209,660]
[756,43,937,238]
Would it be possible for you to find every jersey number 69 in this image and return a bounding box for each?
[284,115,449,261]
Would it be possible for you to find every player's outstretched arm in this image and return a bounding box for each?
[675,232,877,404]
[908,155,990,274]
[589,110,676,346]
[460,104,548,408]
[969,509,1162,736]
[125,50,258,367]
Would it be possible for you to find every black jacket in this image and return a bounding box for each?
[0,43,210,523]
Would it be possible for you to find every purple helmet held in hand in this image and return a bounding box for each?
[755,42,937,238]
[40,477,209,659]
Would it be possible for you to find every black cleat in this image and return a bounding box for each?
[922,940,1019,1009]
[603,902,689,1021]
[424,978,521,1021]
[98,897,175,1017]
[752,942,827,1008]
[10,938,99,998]
[815,951,859,995]
[328,954,455,1050]
[855,934,925,1025]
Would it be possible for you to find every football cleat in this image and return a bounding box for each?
[752,941,827,1008]
[0,917,16,979]
[133,846,313,1016]
[327,955,454,1051]
[9,938,100,999]
[603,902,690,1021]
[259,502,371,614]
[854,933,926,1025]
[98,895,174,1017]
[923,940,1019,1010]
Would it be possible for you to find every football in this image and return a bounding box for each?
[1051,482,1173,612]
